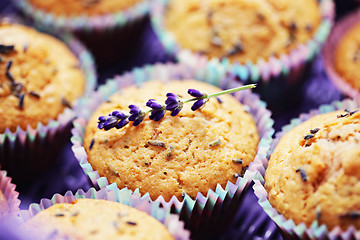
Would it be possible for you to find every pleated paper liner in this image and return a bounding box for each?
[14,0,151,68]
[0,29,97,185]
[150,0,335,113]
[323,9,360,100]
[18,186,190,240]
[71,62,274,239]
[0,170,20,219]
[254,98,360,240]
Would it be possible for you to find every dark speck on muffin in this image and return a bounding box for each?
[296,167,307,182]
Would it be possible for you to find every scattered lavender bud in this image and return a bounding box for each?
[0,44,15,54]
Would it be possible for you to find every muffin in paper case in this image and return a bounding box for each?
[150,0,335,113]
[0,23,97,184]
[254,98,360,240]
[17,186,190,240]
[71,62,274,239]
[323,9,360,100]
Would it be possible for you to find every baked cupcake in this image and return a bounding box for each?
[71,63,274,239]
[19,187,189,240]
[0,22,96,183]
[151,0,334,112]
[84,80,258,201]
[14,0,151,68]
[254,98,360,239]
[323,10,360,99]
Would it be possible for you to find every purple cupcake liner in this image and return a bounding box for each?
[17,186,190,240]
[71,62,274,239]
[150,0,334,84]
[323,9,360,99]
[0,28,97,184]
[14,0,150,32]
[254,98,360,240]
[0,170,21,218]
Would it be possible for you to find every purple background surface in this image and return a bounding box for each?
[0,0,357,239]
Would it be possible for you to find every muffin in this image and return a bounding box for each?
[72,63,274,239]
[0,22,96,183]
[22,198,174,239]
[324,10,360,99]
[164,0,321,64]
[253,98,360,239]
[84,80,259,201]
[265,109,360,230]
[0,23,85,132]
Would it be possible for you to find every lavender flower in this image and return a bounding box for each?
[98,111,129,131]
[187,89,209,111]
[188,89,205,98]
[97,84,256,131]
[146,99,166,121]
[129,105,146,126]
[165,93,183,116]
[191,99,207,111]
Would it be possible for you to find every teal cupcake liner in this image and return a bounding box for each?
[151,0,334,84]
[253,98,360,240]
[0,170,20,219]
[18,186,190,240]
[71,62,274,238]
[0,29,97,184]
[14,0,150,32]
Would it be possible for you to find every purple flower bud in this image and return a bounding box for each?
[98,116,107,122]
[165,93,183,117]
[191,99,206,111]
[116,118,129,129]
[98,111,129,130]
[149,110,165,121]
[129,105,146,126]
[188,89,205,98]
[103,116,119,131]
[129,105,142,121]
[146,99,163,110]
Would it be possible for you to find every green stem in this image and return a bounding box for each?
[183,84,256,103]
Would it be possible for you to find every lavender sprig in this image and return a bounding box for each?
[98,84,256,131]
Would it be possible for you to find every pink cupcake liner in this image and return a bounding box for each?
[71,62,274,238]
[0,29,97,184]
[0,170,20,218]
[18,186,190,240]
[254,98,360,240]
[323,9,360,99]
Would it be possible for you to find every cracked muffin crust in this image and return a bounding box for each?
[84,80,259,201]
[265,109,360,230]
